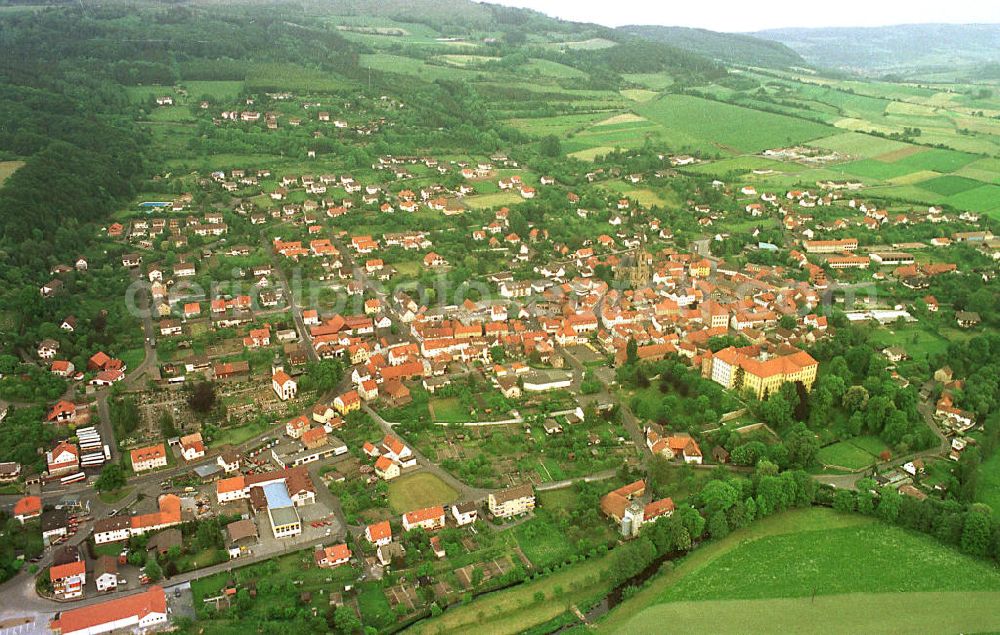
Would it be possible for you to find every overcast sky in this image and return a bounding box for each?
[480,0,1000,32]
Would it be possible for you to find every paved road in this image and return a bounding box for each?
[261,234,319,364]
[535,469,618,491]
[82,269,160,465]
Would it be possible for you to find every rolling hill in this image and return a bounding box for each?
[620,25,808,69]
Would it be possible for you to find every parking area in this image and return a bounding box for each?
[566,343,604,364]
[165,582,196,623]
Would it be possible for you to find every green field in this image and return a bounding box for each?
[810,131,912,158]
[620,88,658,102]
[387,471,459,514]
[412,549,614,635]
[437,54,499,66]
[463,191,524,210]
[522,58,587,79]
[565,118,664,154]
[209,419,273,448]
[599,508,1000,634]
[977,452,1000,519]
[544,37,617,51]
[513,518,575,568]
[428,396,469,423]
[568,146,615,161]
[184,80,245,100]
[956,157,1000,184]
[613,592,1000,635]
[622,73,674,90]
[685,155,804,177]
[834,158,915,181]
[946,184,1000,215]
[507,112,612,137]
[125,85,173,103]
[244,63,349,92]
[870,323,952,361]
[635,94,833,154]
[359,53,480,82]
[816,439,881,469]
[916,174,983,196]
[890,147,979,173]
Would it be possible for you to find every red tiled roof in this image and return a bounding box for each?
[367,520,391,542]
[643,497,675,520]
[49,441,79,463]
[382,434,406,456]
[404,505,444,524]
[14,496,41,517]
[50,586,166,634]
[713,345,818,379]
[49,559,86,580]
[315,543,351,565]
[47,400,76,421]
[130,443,166,465]
[217,476,246,494]
[337,390,359,406]
[272,370,293,385]
[131,494,181,530]
[302,427,326,445]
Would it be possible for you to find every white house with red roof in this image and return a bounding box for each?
[14,495,41,523]
[179,433,205,461]
[402,506,445,532]
[366,520,392,546]
[47,400,77,423]
[49,585,167,635]
[50,559,87,599]
[50,360,75,377]
[359,379,379,401]
[314,543,351,568]
[646,428,703,465]
[130,443,168,473]
[374,455,401,481]
[285,415,309,439]
[381,434,415,467]
[47,441,80,476]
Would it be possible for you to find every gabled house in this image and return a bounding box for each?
[314,543,351,568]
[46,442,80,476]
[365,520,392,546]
[179,433,205,461]
[451,501,478,526]
[402,506,445,532]
[14,495,42,523]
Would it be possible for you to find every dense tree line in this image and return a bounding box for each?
[750,323,939,455]
[620,357,740,430]
[832,477,1000,562]
[605,463,817,588]
[0,405,67,472]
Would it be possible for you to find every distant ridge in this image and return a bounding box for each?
[620,25,807,69]
[753,23,1000,72]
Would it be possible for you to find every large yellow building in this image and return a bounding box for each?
[708,345,818,399]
